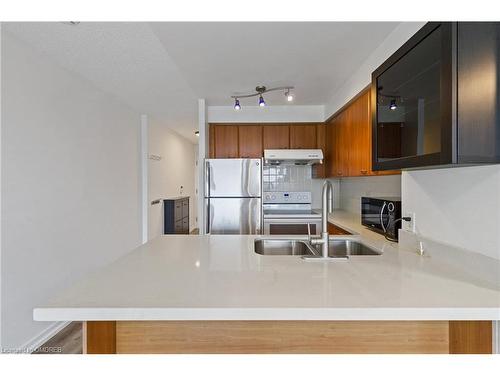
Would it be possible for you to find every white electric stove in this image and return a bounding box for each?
[262,192,321,235]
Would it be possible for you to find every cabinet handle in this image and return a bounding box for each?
[361,170,367,174]
[337,172,342,176]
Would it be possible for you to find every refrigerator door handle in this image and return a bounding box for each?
[205,160,211,198]
[205,199,211,234]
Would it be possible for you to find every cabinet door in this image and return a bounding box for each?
[336,110,350,177]
[174,200,182,221]
[312,124,326,178]
[262,125,290,149]
[214,125,239,158]
[325,89,400,178]
[325,116,337,177]
[328,222,351,235]
[289,124,317,149]
[458,22,500,163]
[209,124,215,158]
[174,219,183,234]
[182,199,189,219]
[238,125,263,158]
[182,218,189,234]
[349,91,371,176]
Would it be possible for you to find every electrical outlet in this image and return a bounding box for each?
[404,212,416,232]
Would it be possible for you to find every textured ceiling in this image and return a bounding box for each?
[151,22,399,106]
[4,22,400,143]
[3,22,199,141]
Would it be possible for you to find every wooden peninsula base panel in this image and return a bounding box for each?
[83,320,492,354]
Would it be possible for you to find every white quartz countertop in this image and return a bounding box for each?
[34,211,500,321]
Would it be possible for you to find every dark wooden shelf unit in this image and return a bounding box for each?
[164,197,189,234]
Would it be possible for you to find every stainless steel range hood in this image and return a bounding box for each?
[264,149,323,166]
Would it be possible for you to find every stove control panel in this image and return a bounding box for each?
[263,192,311,204]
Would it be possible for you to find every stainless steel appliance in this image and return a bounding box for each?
[204,159,262,234]
[361,197,402,240]
[263,192,321,235]
[263,149,323,166]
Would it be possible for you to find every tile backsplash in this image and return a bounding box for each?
[263,165,313,192]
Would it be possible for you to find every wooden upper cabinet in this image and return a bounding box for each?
[348,91,371,176]
[323,88,400,178]
[262,125,290,150]
[209,124,215,158]
[289,124,317,149]
[312,124,326,178]
[325,118,336,177]
[238,125,263,158]
[337,110,350,177]
[328,109,350,178]
[213,124,239,158]
[208,112,398,175]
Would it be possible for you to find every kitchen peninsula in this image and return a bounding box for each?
[34,213,500,354]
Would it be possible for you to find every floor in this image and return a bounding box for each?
[33,322,83,354]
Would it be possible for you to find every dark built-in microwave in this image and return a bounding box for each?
[361,197,402,240]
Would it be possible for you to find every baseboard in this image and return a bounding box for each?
[21,321,70,353]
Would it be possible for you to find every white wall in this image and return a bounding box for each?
[311,178,341,210]
[148,120,197,239]
[324,22,425,119]
[0,22,3,349]
[1,33,142,349]
[208,105,324,123]
[339,175,402,214]
[402,166,500,260]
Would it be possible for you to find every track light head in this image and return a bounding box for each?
[234,98,241,110]
[258,95,266,107]
[389,99,397,110]
[285,89,293,102]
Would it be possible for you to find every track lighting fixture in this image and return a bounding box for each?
[378,89,401,111]
[230,85,294,110]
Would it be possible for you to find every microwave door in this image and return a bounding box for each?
[362,201,382,227]
[379,202,389,233]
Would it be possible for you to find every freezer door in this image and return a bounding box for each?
[205,159,261,197]
[206,198,262,234]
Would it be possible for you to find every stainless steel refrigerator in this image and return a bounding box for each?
[204,158,262,234]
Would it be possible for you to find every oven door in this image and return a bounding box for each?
[263,217,322,235]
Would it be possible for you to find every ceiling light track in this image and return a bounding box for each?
[231,85,294,110]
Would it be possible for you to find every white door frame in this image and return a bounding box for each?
[197,99,208,234]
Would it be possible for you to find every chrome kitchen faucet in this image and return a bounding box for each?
[308,180,334,258]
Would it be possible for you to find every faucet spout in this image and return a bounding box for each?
[310,180,334,258]
[322,180,333,234]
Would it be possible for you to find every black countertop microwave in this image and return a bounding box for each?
[361,197,402,240]
[371,22,500,171]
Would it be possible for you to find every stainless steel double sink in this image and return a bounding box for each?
[254,238,381,257]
